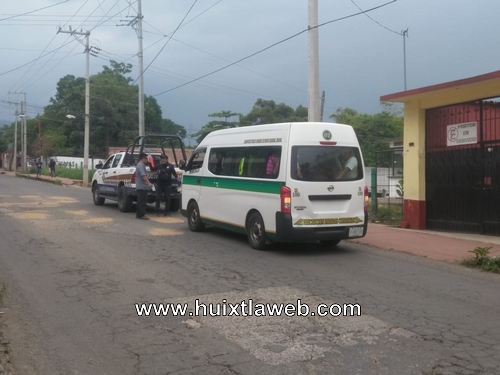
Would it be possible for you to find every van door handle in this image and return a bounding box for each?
[197,178,201,184]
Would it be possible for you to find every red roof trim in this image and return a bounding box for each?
[381,70,500,102]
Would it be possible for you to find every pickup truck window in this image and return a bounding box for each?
[102,155,114,169]
[112,154,122,168]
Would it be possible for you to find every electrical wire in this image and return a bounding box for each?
[0,0,69,22]
[349,0,402,35]
[133,0,198,84]
[153,0,397,97]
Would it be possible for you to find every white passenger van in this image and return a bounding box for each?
[180,122,368,249]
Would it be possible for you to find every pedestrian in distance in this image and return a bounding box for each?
[151,154,178,216]
[49,159,56,178]
[36,158,43,178]
[135,153,154,220]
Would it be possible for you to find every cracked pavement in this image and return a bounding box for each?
[0,175,499,374]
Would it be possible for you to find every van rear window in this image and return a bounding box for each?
[292,146,363,182]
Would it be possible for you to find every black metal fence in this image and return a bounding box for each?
[426,99,500,235]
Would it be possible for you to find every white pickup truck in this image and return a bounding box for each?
[91,135,187,213]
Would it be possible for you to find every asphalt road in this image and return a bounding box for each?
[0,173,499,375]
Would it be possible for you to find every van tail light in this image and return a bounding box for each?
[131,173,136,184]
[281,186,291,214]
[364,186,369,212]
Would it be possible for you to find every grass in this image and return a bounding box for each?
[461,246,500,273]
[29,166,95,181]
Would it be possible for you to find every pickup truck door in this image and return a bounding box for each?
[100,155,117,197]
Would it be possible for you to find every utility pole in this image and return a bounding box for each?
[58,27,92,187]
[126,0,145,136]
[38,118,42,158]
[308,0,320,122]
[402,28,409,91]
[320,91,325,122]
[9,92,27,172]
[13,106,18,172]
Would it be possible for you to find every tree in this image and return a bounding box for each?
[36,60,187,158]
[239,99,307,126]
[330,105,403,166]
[192,110,240,144]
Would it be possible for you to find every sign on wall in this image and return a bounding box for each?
[446,121,478,146]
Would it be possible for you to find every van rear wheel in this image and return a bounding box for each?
[247,212,267,250]
[187,202,205,232]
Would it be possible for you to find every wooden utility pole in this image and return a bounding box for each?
[308,0,320,122]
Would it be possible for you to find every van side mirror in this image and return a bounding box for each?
[179,159,186,170]
[95,163,103,170]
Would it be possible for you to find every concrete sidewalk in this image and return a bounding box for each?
[350,223,500,263]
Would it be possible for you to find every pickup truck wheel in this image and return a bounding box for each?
[187,202,204,232]
[247,212,267,250]
[117,186,133,212]
[169,199,180,212]
[92,185,105,206]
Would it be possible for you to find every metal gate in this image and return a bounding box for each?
[426,98,500,235]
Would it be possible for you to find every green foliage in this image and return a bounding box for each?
[469,246,492,259]
[369,203,404,225]
[330,105,403,166]
[396,179,404,197]
[462,246,500,273]
[31,166,95,181]
[192,111,241,144]
[240,99,307,126]
[0,59,187,159]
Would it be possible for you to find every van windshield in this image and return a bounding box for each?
[291,146,363,182]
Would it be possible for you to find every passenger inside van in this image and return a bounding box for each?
[336,148,358,180]
[266,150,280,177]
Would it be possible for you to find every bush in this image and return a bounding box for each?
[461,246,500,273]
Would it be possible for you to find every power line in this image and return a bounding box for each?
[0,0,69,22]
[153,0,397,97]
[349,0,402,35]
[134,0,198,84]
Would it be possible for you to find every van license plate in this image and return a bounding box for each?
[349,227,364,237]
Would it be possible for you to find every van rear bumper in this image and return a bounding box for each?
[275,212,368,242]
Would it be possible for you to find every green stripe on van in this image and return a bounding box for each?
[183,175,284,194]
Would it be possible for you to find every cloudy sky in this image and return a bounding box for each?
[1,0,499,145]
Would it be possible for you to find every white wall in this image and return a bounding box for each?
[48,156,106,169]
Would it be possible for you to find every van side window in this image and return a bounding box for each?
[208,146,281,179]
[187,148,206,171]
[265,148,281,178]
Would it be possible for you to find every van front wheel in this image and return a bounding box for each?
[247,212,267,250]
[187,202,205,232]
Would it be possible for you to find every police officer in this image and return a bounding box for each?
[154,154,178,216]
